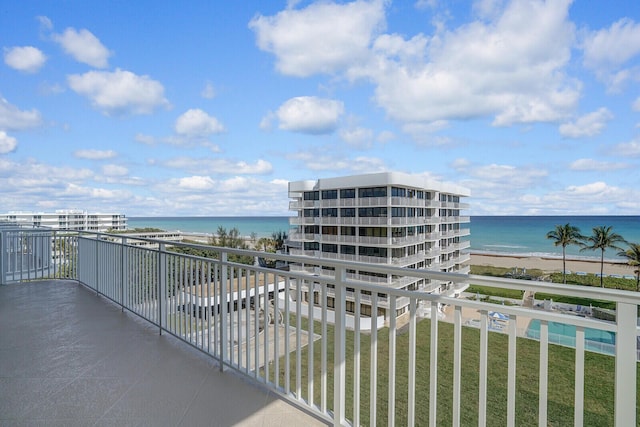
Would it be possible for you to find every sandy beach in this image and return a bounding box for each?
[470,252,633,277]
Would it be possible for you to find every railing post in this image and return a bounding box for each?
[333,266,346,427]
[220,252,228,372]
[120,237,127,311]
[615,302,636,427]
[95,235,99,295]
[0,230,5,285]
[158,243,167,335]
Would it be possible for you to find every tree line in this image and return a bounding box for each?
[546,224,640,290]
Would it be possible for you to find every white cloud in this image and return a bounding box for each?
[38,82,65,96]
[37,16,53,31]
[613,137,640,157]
[287,149,386,173]
[170,175,216,191]
[569,158,628,171]
[254,0,579,130]
[52,27,111,68]
[135,133,156,145]
[581,18,640,90]
[339,126,374,148]
[376,130,395,143]
[74,149,117,160]
[450,158,471,170]
[464,163,548,192]
[201,82,216,99]
[276,96,344,134]
[0,131,17,154]
[102,164,128,176]
[0,97,42,131]
[175,109,225,137]
[259,111,275,131]
[559,108,613,138]
[582,18,640,69]
[164,157,273,175]
[4,46,47,73]
[633,97,640,112]
[250,0,386,77]
[565,181,619,198]
[370,0,578,127]
[61,183,129,200]
[67,69,169,115]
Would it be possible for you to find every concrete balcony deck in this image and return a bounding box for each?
[0,280,328,427]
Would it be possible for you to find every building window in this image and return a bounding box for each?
[359,246,387,258]
[321,189,337,199]
[361,305,372,316]
[391,187,406,197]
[322,244,338,253]
[391,227,406,237]
[340,188,356,198]
[322,208,338,217]
[359,227,387,237]
[304,191,319,200]
[340,245,356,255]
[407,226,416,236]
[391,207,405,217]
[346,301,355,314]
[358,207,387,217]
[392,247,404,258]
[322,226,338,235]
[341,226,356,236]
[304,209,319,217]
[358,187,387,198]
[304,225,319,234]
[340,208,356,217]
[407,208,416,217]
[304,242,319,250]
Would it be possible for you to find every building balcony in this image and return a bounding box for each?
[1,227,638,426]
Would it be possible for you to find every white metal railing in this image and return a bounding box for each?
[2,228,638,427]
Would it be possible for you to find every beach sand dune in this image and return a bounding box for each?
[470,253,633,277]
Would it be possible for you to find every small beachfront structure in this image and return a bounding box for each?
[0,210,127,232]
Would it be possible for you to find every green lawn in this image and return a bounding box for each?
[269,316,639,426]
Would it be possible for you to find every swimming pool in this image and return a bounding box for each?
[526,319,616,356]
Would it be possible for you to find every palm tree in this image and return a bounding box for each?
[618,243,640,291]
[271,230,288,252]
[546,223,584,284]
[580,226,626,287]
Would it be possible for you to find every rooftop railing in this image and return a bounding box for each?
[1,227,638,426]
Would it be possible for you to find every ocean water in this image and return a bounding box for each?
[128,215,640,261]
[128,216,291,239]
[470,216,640,260]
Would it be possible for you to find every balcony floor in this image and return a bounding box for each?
[0,280,328,427]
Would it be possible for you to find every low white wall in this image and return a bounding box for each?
[277,294,385,331]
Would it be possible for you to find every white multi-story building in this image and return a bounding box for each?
[288,172,470,322]
[0,210,127,232]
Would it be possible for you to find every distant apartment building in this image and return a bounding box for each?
[0,210,127,232]
[288,172,470,322]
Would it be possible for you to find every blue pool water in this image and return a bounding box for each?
[526,319,616,355]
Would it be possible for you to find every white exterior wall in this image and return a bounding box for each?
[1,210,127,232]
[288,172,470,320]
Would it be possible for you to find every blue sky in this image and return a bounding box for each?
[1,0,639,217]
